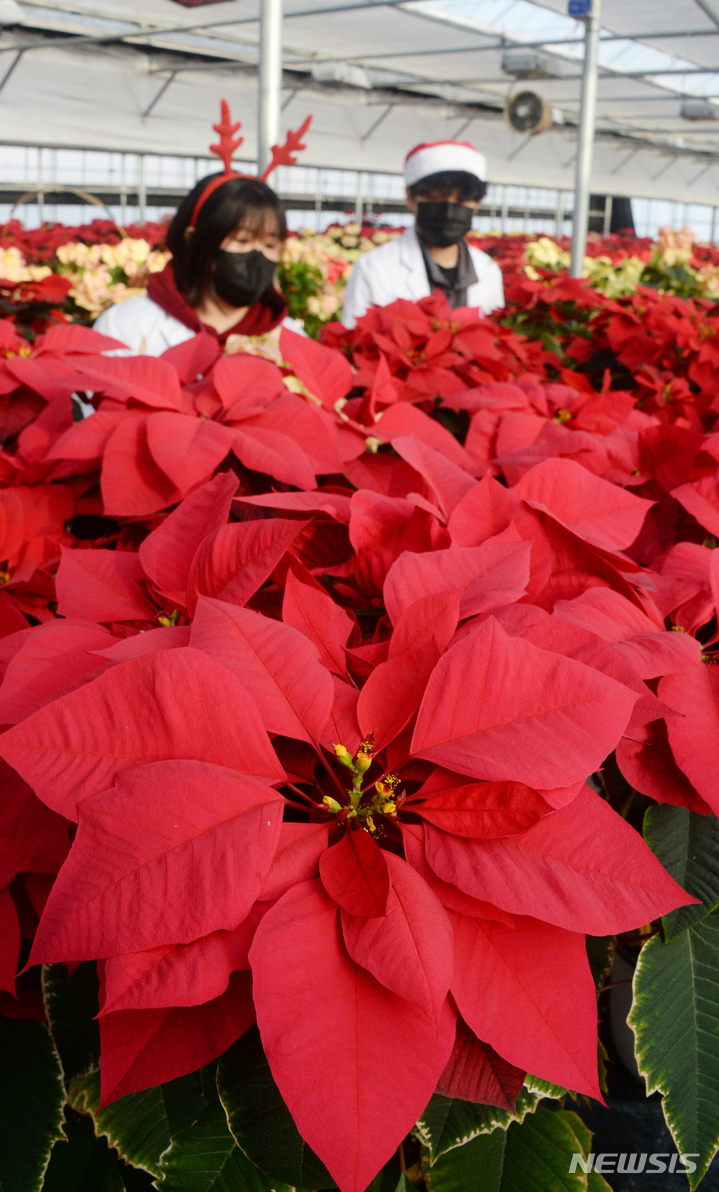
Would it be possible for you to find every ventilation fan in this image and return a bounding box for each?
[505,91,552,134]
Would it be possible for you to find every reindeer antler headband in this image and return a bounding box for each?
[188,100,312,228]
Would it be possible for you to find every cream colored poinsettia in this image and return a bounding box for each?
[0,246,53,283]
[57,238,170,313]
[652,225,696,268]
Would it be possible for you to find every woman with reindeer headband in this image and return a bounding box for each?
[94,103,311,356]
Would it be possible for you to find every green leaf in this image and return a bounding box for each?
[42,1110,124,1192]
[69,1070,197,1177]
[585,936,616,993]
[525,1075,569,1102]
[421,1129,506,1192]
[163,1068,214,1137]
[422,1105,586,1192]
[629,914,719,1188]
[555,1112,612,1192]
[42,963,101,1084]
[415,1080,564,1161]
[217,1026,334,1190]
[0,1017,66,1192]
[364,1162,403,1192]
[66,1054,218,1179]
[644,805,719,940]
[157,1101,292,1192]
[500,1108,589,1192]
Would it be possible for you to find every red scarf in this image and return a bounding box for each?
[147,263,287,343]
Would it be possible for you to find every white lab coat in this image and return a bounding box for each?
[341,226,504,329]
[93,295,305,356]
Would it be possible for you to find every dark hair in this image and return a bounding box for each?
[408,170,487,204]
[165,174,288,309]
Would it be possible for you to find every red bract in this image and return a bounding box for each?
[323,292,545,405]
[43,330,359,518]
[0,322,134,621]
[54,471,306,626]
[0,322,125,402]
[0,757,70,995]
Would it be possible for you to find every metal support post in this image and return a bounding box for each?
[138,154,146,223]
[711,206,717,244]
[258,0,283,175]
[355,172,363,225]
[603,194,613,235]
[555,189,565,237]
[315,168,323,230]
[37,146,44,224]
[570,0,602,277]
[120,153,127,222]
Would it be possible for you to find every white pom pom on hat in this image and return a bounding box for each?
[404,140,487,187]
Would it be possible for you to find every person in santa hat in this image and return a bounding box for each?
[341,139,503,328]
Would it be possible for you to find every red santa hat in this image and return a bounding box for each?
[404,140,487,188]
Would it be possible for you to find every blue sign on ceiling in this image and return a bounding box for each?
[568,0,592,13]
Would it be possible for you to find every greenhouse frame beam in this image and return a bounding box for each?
[6,6,719,133]
[0,0,412,57]
[341,28,719,62]
[0,48,23,94]
[7,8,719,66]
[447,66,719,86]
[360,103,395,142]
[692,0,719,30]
[142,71,178,120]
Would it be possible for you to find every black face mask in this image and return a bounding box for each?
[415,201,474,248]
[213,249,277,308]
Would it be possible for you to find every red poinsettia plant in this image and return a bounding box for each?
[2,285,719,1190]
[0,471,695,1190]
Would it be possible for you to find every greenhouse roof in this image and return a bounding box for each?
[3,0,719,202]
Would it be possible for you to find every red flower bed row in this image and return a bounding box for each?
[1,289,717,1189]
[0,217,169,263]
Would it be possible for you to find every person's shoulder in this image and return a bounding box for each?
[354,231,408,271]
[93,296,185,353]
[281,314,307,336]
[93,295,163,334]
[467,243,502,274]
[101,294,167,323]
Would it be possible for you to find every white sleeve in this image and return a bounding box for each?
[281,314,307,336]
[92,304,136,354]
[340,256,376,329]
[488,261,505,312]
